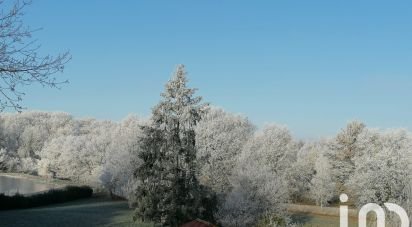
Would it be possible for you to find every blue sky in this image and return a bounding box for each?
[17,0,412,138]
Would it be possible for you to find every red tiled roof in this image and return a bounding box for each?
[180,219,216,227]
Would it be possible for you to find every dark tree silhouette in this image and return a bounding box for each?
[0,0,71,111]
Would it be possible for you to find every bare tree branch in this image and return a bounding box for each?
[0,0,71,112]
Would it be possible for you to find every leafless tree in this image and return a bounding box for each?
[0,0,71,111]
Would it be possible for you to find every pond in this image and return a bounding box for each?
[0,175,56,196]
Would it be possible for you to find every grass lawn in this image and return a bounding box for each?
[290,213,358,227]
[0,195,152,227]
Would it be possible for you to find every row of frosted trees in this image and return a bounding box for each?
[1,66,412,226]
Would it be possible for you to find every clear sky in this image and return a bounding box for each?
[17,0,412,138]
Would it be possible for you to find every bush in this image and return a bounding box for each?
[0,185,93,210]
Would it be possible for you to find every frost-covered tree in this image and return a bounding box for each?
[195,107,255,194]
[217,124,294,226]
[100,115,146,201]
[241,124,298,174]
[327,121,365,193]
[310,153,334,207]
[133,65,216,226]
[0,112,74,172]
[401,176,412,224]
[38,119,118,185]
[0,148,19,171]
[0,111,147,191]
[39,135,94,182]
[216,175,269,227]
[218,164,288,227]
[286,141,328,202]
[286,160,312,203]
[348,128,412,207]
[18,124,49,159]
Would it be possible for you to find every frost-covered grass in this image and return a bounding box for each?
[290,211,392,227]
[0,195,151,227]
[288,204,358,227]
[291,213,358,227]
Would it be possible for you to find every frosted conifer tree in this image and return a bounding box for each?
[133,65,216,226]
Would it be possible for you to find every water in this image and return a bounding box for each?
[0,175,55,195]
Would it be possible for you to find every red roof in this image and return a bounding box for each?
[180,219,216,227]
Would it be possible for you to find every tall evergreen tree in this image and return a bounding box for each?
[134,65,216,226]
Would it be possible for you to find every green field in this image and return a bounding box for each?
[0,198,383,227]
[291,213,358,227]
[0,196,356,227]
[290,212,398,227]
[0,196,355,227]
[0,195,146,227]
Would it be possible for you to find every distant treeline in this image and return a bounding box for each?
[1,109,412,226]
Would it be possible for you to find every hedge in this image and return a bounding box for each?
[0,185,93,210]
